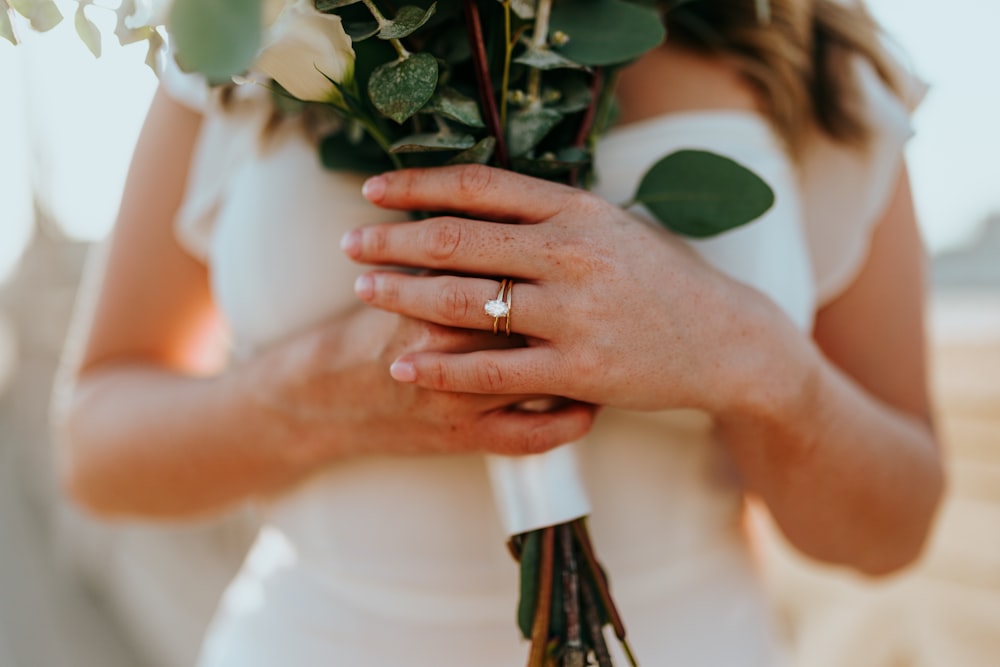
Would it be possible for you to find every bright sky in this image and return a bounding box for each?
[0,0,997,284]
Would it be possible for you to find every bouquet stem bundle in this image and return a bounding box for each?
[511,519,637,667]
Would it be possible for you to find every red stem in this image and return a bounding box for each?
[568,67,604,187]
[462,0,511,169]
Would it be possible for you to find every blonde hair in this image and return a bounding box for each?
[666,0,902,155]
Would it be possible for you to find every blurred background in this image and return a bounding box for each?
[0,0,998,665]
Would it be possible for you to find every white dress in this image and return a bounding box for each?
[160,55,920,666]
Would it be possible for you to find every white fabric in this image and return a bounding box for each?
[159,57,917,667]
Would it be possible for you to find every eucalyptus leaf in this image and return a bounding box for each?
[169,0,261,83]
[421,87,484,127]
[633,150,775,238]
[448,136,496,165]
[316,0,361,9]
[9,0,61,32]
[368,52,439,123]
[344,19,379,41]
[507,107,563,158]
[379,3,436,40]
[514,46,587,71]
[550,0,664,66]
[74,5,100,57]
[390,132,475,153]
[517,531,541,640]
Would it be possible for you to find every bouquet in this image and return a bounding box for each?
[6,0,774,664]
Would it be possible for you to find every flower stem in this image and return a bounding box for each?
[528,526,556,667]
[526,0,553,108]
[360,117,403,169]
[500,0,513,129]
[360,0,411,58]
[559,524,585,667]
[571,518,638,666]
[462,0,510,168]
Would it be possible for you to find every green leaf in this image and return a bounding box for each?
[514,46,586,71]
[9,0,61,32]
[316,0,361,9]
[168,0,261,83]
[448,136,496,165]
[517,530,541,640]
[368,52,439,123]
[74,5,101,58]
[1,8,17,45]
[378,3,436,40]
[390,132,475,153]
[507,107,563,158]
[550,0,664,66]
[421,87,484,128]
[633,150,775,238]
[344,19,379,41]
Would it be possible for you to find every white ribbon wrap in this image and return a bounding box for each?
[485,442,592,536]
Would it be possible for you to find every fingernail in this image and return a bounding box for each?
[362,175,386,202]
[389,359,417,382]
[340,229,361,257]
[353,274,374,300]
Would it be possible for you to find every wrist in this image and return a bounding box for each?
[712,289,821,441]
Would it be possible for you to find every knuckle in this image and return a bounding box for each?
[458,164,494,199]
[475,359,506,393]
[422,218,463,262]
[437,280,473,322]
[424,360,449,391]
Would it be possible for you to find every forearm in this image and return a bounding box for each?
[58,363,315,519]
[717,327,943,575]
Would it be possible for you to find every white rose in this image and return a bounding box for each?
[131,0,284,28]
[255,0,355,103]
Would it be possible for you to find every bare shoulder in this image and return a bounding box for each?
[615,44,761,126]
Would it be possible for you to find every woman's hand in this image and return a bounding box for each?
[341,165,801,414]
[240,304,598,463]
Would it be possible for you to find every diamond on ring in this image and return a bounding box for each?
[484,298,510,318]
[486,278,514,336]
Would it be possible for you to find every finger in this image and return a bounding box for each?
[476,402,598,456]
[361,165,577,223]
[356,272,556,339]
[341,215,547,276]
[390,347,567,397]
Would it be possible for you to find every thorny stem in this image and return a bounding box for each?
[463,0,510,168]
[526,0,553,108]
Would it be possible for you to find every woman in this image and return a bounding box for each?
[56,0,943,664]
